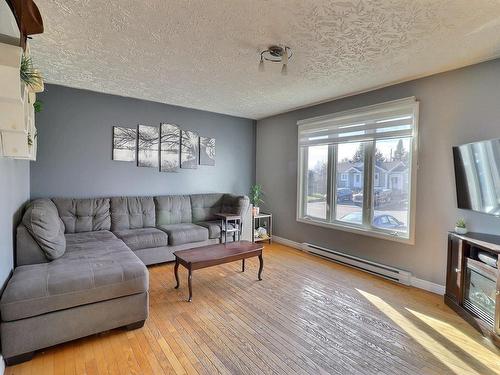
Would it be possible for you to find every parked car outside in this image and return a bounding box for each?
[373,214,406,231]
[352,188,392,206]
[336,188,352,203]
[340,212,406,231]
[352,192,363,205]
[339,211,363,224]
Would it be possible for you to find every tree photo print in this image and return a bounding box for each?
[137,125,159,168]
[112,124,215,173]
[112,126,136,162]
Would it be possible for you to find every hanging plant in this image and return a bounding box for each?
[20,55,43,91]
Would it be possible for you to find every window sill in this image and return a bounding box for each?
[296,216,414,245]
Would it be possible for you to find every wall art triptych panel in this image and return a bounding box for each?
[137,125,159,168]
[181,130,199,169]
[160,123,181,172]
[112,124,215,172]
[112,126,136,162]
[199,136,216,166]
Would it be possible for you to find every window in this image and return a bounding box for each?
[336,142,364,223]
[304,145,328,220]
[297,97,418,243]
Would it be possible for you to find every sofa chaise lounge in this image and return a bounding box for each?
[0,193,249,365]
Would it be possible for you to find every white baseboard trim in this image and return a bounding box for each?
[0,354,5,375]
[272,235,445,295]
[273,235,302,250]
[410,277,445,295]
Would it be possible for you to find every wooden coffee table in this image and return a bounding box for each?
[173,241,264,302]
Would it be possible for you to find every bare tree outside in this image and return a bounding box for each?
[181,130,198,169]
[112,126,136,162]
[137,125,159,168]
[160,123,180,172]
[199,136,215,166]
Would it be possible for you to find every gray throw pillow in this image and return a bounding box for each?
[22,199,66,260]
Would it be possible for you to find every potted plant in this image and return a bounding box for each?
[250,184,264,216]
[455,218,468,235]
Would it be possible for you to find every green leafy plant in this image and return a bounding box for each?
[250,184,264,207]
[33,100,43,113]
[20,55,42,89]
[456,218,466,228]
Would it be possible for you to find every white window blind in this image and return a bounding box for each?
[298,97,418,147]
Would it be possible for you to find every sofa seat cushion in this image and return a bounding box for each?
[65,230,118,247]
[0,235,148,322]
[157,223,209,246]
[196,220,237,240]
[114,228,168,251]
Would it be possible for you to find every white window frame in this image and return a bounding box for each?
[296,97,419,244]
[340,173,348,181]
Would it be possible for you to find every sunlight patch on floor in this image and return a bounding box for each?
[357,288,491,375]
[406,308,500,372]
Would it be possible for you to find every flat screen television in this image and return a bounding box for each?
[453,138,500,216]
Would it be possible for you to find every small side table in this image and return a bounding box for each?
[252,212,272,244]
[215,213,242,243]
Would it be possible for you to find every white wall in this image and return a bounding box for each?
[256,58,500,285]
[0,1,19,42]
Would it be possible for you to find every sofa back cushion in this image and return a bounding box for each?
[155,195,192,225]
[22,199,66,260]
[110,197,155,231]
[222,194,250,216]
[53,198,111,233]
[190,193,224,222]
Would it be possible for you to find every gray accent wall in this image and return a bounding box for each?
[256,58,500,285]
[31,85,255,198]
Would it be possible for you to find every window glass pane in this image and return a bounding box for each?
[305,145,328,219]
[336,142,364,224]
[372,138,411,234]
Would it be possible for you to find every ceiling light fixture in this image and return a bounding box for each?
[259,45,292,75]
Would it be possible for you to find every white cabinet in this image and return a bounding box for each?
[0,43,22,100]
[0,42,39,160]
[1,131,29,158]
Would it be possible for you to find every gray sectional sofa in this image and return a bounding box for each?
[0,193,249,365]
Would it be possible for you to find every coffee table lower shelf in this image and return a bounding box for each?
[173,241,264,302]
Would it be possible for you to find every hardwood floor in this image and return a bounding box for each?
[6,243,500,375]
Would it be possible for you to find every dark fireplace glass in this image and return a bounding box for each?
[464,266,496,324]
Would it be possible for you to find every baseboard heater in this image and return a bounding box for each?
[301,243,412,285]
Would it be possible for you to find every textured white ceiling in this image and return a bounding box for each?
[31,0,500,119]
